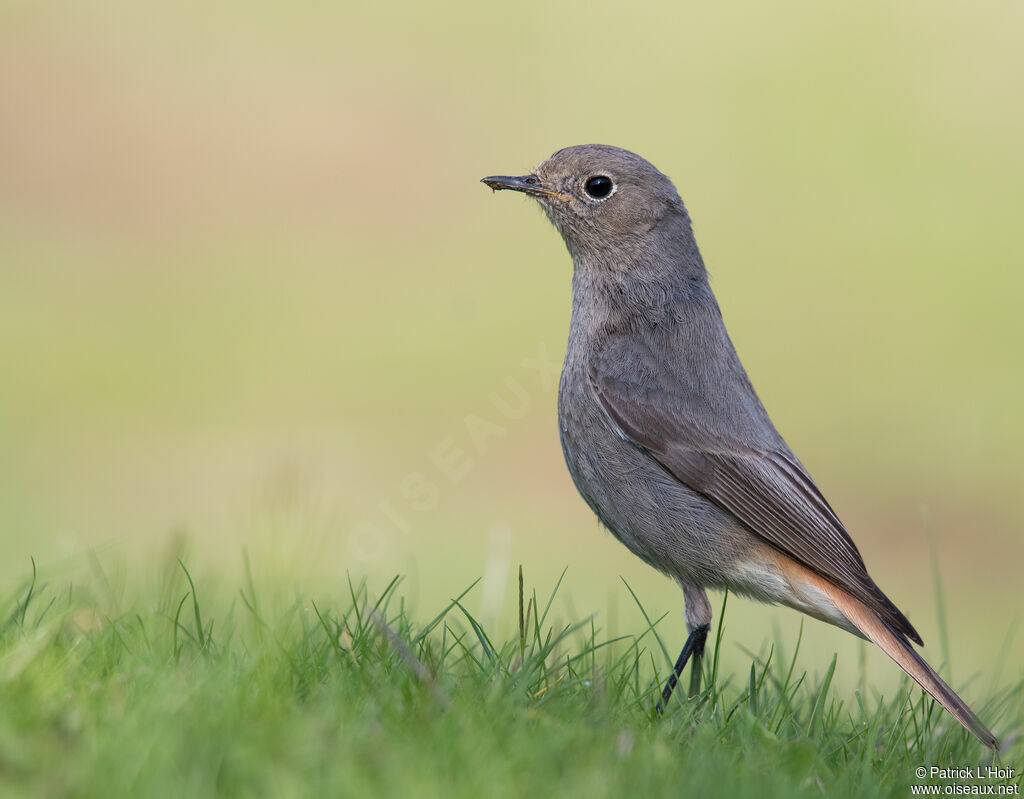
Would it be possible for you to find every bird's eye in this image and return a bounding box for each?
[584,175,614,200]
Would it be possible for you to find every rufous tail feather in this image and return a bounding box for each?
[781,556,998,749]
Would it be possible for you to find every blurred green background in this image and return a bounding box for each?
[1,1,1021,695]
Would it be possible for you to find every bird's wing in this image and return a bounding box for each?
[588,347,922,645]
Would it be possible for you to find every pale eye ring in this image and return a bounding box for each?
[584,175,614,200]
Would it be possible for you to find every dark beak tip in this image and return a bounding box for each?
[480,176,508,191]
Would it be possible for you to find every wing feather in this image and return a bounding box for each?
[589,361,922,645]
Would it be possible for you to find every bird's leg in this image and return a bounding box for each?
[657,583,713,713]
[688,623,709,697]
[656,623,710,713]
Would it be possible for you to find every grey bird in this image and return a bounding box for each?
[481,144,997,749]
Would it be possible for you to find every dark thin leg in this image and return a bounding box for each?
[688,627,707,698]
[656,623,710,714]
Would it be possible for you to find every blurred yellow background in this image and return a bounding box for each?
[1,2,1021,695]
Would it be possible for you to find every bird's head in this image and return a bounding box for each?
[482,144,688,258]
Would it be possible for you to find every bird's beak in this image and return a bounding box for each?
[480,174,569,201]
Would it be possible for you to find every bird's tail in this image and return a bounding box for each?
[812,573,998,749]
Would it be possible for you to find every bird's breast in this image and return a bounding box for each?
[556,342,606,516]
[556,338,663,554]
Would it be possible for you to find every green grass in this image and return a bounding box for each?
[0,559,1019,799]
